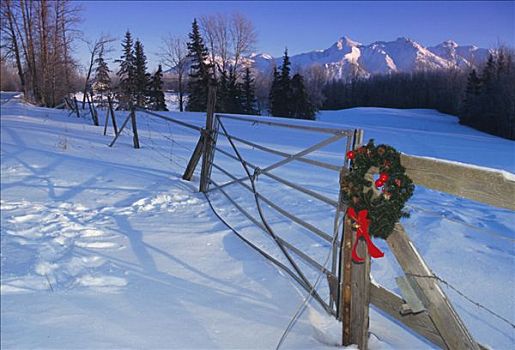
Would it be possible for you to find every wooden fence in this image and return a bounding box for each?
[342,153,514,349]
[103,90,514,349]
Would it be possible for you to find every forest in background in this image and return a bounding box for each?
[1,1,514,139]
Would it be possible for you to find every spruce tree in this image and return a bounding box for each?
[278,48,292,117]
[482,54,496,89]
[459,51,515,139]
[92,50,111,107]
[460,69,481,125]
[186,19,213,112]
[291,73,315,119]
[149,65,168,111]
[226,71,243,113]
[269,66,281,116]
[242,67,258,115]
[133,40,150,107]
[116,31,135,109]
[269,49,294,117]
[216,70,230,112]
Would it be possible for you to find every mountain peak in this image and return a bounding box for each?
[395,36,414,43]
[439,40,459,48]
[334,36,361,50]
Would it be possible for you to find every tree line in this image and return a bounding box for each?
[322,49,515,139]
[460,50,514,139]
[322,70,466,116]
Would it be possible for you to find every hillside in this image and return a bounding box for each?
[1,92,514,349]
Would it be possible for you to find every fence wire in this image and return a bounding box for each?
[405,272,515,329]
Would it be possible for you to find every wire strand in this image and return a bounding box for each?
[405,272,515,329]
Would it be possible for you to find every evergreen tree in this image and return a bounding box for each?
[460,69,481,125]
[277,48,292,117]
[242,67,258,115]
[269,66,281,116]
[227,71,243,113]
[133,40,150,107]
[290,73,315,119]
[216,70,230,112]
[269,49,315,119]
[186,19,213,112]
[459,50,515,139]
[148,65,168,111]
[116,31,135,109]
[482,54,496,89]
[92,50,111,107]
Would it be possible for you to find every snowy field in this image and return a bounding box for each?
[1,91,514,349]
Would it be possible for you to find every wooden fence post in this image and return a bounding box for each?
[339,130,370,349]
[73,96,80,118]
[340,217,354,345]
[199,83,217,192]
[108,95,118,135]
[350,130,370,349]
[130,106,140,149]
[87,93,99,126]
[183,134,205,181]
[103,105,110,135]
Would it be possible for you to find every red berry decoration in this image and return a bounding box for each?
[346,150,356,160]
[379,173,389,182]
[394,179,401,187]
[375,179,384,188]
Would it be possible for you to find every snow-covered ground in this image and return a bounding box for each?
[1,92,514,349]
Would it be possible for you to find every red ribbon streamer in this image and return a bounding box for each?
[347,208,385,263]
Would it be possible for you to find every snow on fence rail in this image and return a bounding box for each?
[102,94,514,350]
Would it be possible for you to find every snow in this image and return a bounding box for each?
[1,92,514,349]
[247,36,492,79]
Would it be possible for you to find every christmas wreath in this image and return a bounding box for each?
[341,140,415,262]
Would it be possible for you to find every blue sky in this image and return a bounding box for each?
[76,1,514,71]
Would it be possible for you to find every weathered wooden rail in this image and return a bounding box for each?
[401,154,515,211]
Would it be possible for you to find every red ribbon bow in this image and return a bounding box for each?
[347,208,385,263]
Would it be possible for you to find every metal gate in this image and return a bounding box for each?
[203,113,360,315]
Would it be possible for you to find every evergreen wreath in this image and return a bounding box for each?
[341,140,415,240]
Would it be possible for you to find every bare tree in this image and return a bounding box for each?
[1,0,81,106]
[200,12,256,79]
[81,34,115,108]
[1,0,25,92]
[301,64,328,109]
[229,13,256,77]
[160,35,188,111]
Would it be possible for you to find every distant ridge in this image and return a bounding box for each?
[248,36,492,79]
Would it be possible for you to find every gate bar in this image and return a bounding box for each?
[220,131,342,172]
[217,114,353,136]
[210,161,335,244]
[213,146,338,207]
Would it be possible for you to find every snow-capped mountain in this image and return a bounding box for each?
[249,36,493,80]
